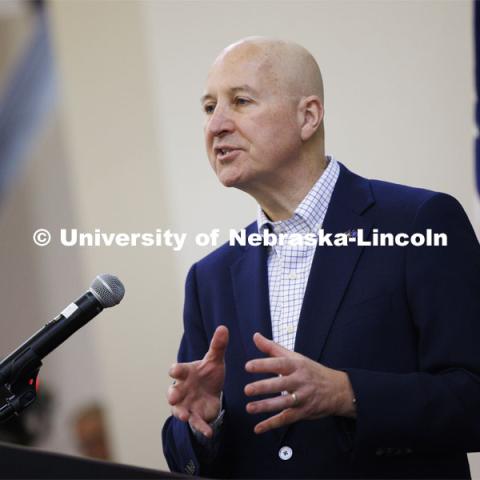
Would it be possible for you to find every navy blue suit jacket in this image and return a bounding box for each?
[162,164,480,478]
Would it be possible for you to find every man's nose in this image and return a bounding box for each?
[207,107,234,137]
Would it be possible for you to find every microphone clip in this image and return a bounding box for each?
[0,347,42,423]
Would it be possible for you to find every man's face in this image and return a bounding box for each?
[202,47,302,191]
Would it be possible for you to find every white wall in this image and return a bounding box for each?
[47,0,181,467]
[0,0,473,474]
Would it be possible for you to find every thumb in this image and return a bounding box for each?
[204,325,229,362]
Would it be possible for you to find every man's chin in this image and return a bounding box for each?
[217,172,245,189]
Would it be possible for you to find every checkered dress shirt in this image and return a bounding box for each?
[257,156,340,351]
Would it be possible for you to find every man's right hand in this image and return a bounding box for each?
[167,325,229,438]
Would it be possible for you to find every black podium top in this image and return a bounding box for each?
[0,442,187,479]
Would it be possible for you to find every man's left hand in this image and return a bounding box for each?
[244,332,356,434]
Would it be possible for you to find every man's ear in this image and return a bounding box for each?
[298,96,323,141]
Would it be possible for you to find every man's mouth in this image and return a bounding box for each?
[214,146,242,162]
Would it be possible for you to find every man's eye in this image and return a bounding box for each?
[234,97,250,106]
[204,104,215,114]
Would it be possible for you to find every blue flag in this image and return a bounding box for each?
[475,0,479,196]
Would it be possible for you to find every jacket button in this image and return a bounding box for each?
[279,446,293,461]
[375,448,385,456]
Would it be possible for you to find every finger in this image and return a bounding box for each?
[246,392,297,414]
[171,405,190,423]
[204,325,229,362]
[254,408,301,434]
[244,374,295,396]
[167,383,186,405]
[253,332,294,358]
[245,357,295,376]
[188,412,213,438]
[168,363,190,381]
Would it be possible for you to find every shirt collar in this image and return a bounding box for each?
[257,155,340,234]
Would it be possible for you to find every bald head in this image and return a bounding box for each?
[211,37,324,103]
[203,37,326,204]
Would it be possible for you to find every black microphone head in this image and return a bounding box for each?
[89,274,125,308]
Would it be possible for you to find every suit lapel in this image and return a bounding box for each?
[293,212,371,360]
[294,163,374,361]
[230,226,272,361]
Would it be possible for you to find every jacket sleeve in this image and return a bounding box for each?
[162,263,220,476]
[344,193,480,454]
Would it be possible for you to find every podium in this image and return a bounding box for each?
[0,442,188,478]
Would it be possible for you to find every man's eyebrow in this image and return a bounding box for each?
[230,85,259,96]
[200,85,259,104]
[200,93,214,105]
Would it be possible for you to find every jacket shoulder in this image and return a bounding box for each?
[337,162,465,226]
[367,177,466,222]
[369,177,443,205]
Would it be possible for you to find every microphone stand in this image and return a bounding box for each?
[0,347,42,423]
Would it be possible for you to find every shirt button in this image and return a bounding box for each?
[286,325,295,334]
[288,272,298,280]
[279,446,293,461]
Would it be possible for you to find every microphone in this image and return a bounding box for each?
[0,274,125,387]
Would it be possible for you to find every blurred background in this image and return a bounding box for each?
[0,0,478,474]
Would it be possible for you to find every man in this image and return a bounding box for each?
[162,37,480,478]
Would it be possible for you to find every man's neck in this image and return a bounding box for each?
[252,155,327,222]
